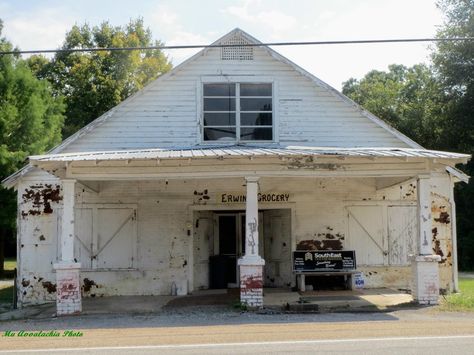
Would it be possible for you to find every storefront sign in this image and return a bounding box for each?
[293,250,356,271]
[219,192,290,204]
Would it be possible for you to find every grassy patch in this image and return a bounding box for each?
[441,278,474,311]
[3,258,16,271]
[0,286,14,304]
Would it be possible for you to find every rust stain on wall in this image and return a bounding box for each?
[42,281,57,293]
[21,184,62,217]
[297,240,322,250]
[321,239,343,250]
[82,278,97,293]
[242,275,263,289]
[297,229,345,251]
[431,197,452,266]
[287,157,342,170]
[432,227,447,264]
[434,211,450,224]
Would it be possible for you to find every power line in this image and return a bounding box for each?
[1,37,474,55]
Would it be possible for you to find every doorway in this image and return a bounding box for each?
[194,209,291,291]
[210,213,246,288]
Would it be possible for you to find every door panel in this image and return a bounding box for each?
[193,212,213,289]
[347,206,385,265]
[96,208,136,269]
[263,209,291,287]
[388,206,417,265]
[74,208,93,268]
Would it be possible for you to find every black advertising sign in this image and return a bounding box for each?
[293,250,356,271]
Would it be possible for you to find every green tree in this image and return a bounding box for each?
[342,64,446,148]
[342,0,474,270]
[31,18,172,137]
[0,19,65,273]
[433,0,474,270]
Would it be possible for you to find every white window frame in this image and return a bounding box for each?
[198,76,278,144]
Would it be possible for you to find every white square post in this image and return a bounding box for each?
[411,175,441,304]
[238,177,265,308]
[54,179,82,315]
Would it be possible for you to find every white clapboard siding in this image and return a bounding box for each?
[61,34,412,153]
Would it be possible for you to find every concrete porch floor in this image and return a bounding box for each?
[0,288,414,320]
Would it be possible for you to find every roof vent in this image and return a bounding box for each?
[221,34,254,61]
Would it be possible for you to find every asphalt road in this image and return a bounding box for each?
[0,308,473,354]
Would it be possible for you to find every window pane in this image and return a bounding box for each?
[241,98,272,111]
[204,127,236,141]
[204,98,236,111]
[204,112,236,126]
[241,113,272,126]
[240,127,272,141]
[204,83,235,96]
[240,83,272,96]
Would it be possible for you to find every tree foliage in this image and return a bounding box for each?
[433,0,474,270]
[342,64,446,149]
[343,0,474,270]
[29,18,172,137]
[0,19,64,188]
[0,19,65,263]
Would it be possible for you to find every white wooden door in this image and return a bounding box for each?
[95,207,136,269]
[263,209,291,287]
[74,208,93,268]
[193,212,213,289]
[347,206,386,265]
[387,206,417,265]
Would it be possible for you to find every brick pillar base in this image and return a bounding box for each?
[54,262,82,316]
[238,257,265,309]
[411,255,441,305]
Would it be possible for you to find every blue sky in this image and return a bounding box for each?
[0,0,444,89]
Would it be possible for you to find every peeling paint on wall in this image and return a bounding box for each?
[82,278,100,294]
[297,228,345,251]
[42,281,56,293]
[287,156,342,170]
[431,194,452,267]
[193,189,210,204]
[21,184,62,217]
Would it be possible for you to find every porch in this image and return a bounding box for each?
[0,288,414,320]
[23,146,468,315]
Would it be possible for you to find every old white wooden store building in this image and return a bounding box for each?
[3,29,470,315]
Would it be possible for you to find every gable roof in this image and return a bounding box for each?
[3,28,428,188]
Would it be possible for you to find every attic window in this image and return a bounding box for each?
[203,83,273,142]
[221,35,254,60]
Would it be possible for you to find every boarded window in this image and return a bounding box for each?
[347,206,385,266]
[387,206,416,265]
[347,205,417,266]
[59,204,137,269]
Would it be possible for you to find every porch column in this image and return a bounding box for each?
[411,175,441,304]
[53,179,82,315]
[238,177,265,308]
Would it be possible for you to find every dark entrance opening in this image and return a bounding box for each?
[209,213,245,289]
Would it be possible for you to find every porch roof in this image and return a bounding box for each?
[29,145,470,163]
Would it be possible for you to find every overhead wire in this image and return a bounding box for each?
[1,37,474,55]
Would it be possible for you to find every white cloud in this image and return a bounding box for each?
[221,1,297,38]
[2,7,73,52]
[148,4,213,65]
